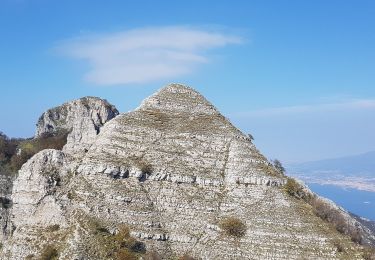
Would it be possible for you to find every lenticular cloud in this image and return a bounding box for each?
[57,26,242,85]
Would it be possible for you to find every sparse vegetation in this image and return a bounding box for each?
[310,197,363,244]
[140,163,153,175]
[39,245,58,260]
[144,251,162,260]
[46,224,60,232]
[178,254,197,260]
[362,246,375,260]
[272,159,285,175]
[332,239,345,253]
[257,162,279,177]
[0,132,23,174]
[220,217,247,237]
[115,248,138,260]
[284,178,305,199]
[284,176,366,246]
[86,220,146,259]
[0,131,68,175]
[10,131,68,172]
[25,254,35,260]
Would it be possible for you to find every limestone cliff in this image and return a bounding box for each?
[1,84,374,259]
[36,96,119,155]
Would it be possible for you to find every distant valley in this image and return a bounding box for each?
[287,152,375,221]
[287,151,375,192]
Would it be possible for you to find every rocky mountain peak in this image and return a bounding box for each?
[138,83,219,115]
[1,84,374,259]
[35,96,119,155]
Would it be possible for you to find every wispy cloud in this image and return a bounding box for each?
[233,99,375,118]
[55,26,242,85]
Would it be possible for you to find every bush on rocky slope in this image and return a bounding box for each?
[0,132,22,173]
[0,130,69,174]
[39,245,58,260]
[86,220,145,259]
[220,217,247,237]
[284,177,366,245]
[9,131,68,172]
[178,254,197,260]
[284,178,306,199]
[310,196,363,243]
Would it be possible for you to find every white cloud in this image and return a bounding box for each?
[234,99,375,118]
[56,26,242,85]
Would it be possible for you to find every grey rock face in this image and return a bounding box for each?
[11,149,67,227]
[3,149,72,259]
[35,96,119,155]
[1,84,371,259]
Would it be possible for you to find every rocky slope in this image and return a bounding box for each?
[1,84,374,259]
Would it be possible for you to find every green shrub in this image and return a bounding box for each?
[219,217,247,237]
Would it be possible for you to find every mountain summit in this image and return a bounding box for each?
[1,84,374,259]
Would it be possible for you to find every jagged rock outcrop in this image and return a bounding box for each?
[35,96,119,155]
[1,84,373,259]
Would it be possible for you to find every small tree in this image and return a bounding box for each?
[273,159,285,175]
[247,134,254,141]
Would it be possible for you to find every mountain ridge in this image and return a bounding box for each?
[1,84,374,259]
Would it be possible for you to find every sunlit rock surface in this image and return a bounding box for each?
[1,84,372,259]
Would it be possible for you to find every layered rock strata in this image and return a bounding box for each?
[1,84,373,259]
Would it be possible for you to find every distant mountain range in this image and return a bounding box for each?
[287,151,375,192]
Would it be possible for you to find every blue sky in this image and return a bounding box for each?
[0,0,374,163]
